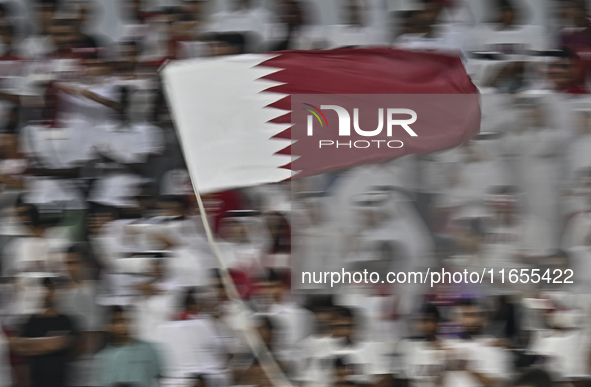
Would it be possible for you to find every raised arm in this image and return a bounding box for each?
[9,334,73,357]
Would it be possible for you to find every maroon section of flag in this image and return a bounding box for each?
[258,48,481,178]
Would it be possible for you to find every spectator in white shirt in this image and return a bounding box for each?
[19,84,94,211]
[294,296,335,382]
[475,0,548,54]
[502,100,567,247]
[326,0,386,49]
[399,303,447,387]
[394,0,473,56]
[131,258,178,342]
[2,203,70,319]
[155,287,230,384]
[442,298,509,387]
[87,85,164,210]
[203,0,275,53]
[479,186,555,278]
[267,0,326,51]
[18,0,57,59]
[472,0,548,93]
[300,305,389,387]
[118,0,162,61]
[56,243,103,387]
[251,269,313,354]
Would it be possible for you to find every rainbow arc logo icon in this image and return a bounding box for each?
[302,103,329,127]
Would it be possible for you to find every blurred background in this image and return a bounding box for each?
[1,0,591,387]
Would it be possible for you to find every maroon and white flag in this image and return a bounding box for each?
[162,48,480,193]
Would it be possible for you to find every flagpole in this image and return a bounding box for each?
[191,181,294,387]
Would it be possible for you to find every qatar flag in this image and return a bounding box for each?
[162,48,480,194]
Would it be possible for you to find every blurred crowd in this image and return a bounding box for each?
[2,0,591,387]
